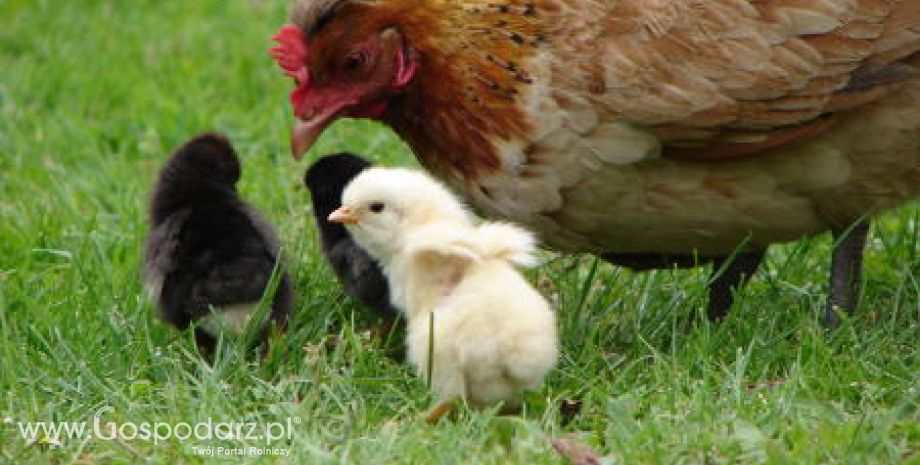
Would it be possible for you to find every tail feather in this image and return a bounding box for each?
[404,222,539,267]
[473,223,538,267]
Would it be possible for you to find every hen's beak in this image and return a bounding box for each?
[328,206,359,224]
[291,109,338,160]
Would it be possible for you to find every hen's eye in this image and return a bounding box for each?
[344,52,367,71]
[369,202,385,213]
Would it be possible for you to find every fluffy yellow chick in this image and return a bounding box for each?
[328,167,557,421]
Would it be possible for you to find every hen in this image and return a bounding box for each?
[272,0,920,325]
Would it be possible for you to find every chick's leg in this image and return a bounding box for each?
[423,371,465,424]
[425,400,456,424]
[707,250,766,321]
[193,327,217,355]
[825,221,870,328]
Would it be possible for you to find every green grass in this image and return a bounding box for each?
[1,1,919,463]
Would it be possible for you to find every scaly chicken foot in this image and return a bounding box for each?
[825,221,870,328]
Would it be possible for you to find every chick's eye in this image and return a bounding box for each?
[369,202,385,213]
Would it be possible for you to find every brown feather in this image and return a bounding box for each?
[663,116,838,161]
[291,0,920,165]
[570,0,920,159]
[284,0,920,257]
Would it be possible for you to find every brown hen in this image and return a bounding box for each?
[273,0,920,325]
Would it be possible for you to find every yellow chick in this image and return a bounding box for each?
[328,167,557,421]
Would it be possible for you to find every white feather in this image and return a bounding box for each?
[338,167,558,409]
[472,222,538,267]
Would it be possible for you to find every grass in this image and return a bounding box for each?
[1,0,918,463]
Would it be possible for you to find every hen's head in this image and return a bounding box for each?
[271,0,418,159]
[328,167,471,261]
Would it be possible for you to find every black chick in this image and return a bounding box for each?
[304,153,398,322]
[143,133,293,353]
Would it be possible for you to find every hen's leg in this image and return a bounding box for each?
[601,251,765,321]
[825,221,870,328]
[707,251,766,321]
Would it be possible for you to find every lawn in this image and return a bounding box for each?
[1,1,919,463]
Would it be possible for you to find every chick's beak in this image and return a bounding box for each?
[328,206,359,224]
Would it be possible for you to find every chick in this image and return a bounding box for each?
[328,167,558,421]
[304,153,398,322]
[143,133,293,353]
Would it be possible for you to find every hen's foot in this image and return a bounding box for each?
[825,221,870,328]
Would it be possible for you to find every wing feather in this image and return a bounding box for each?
[548,0,920,160]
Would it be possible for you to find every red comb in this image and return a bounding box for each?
[270,25,310,86]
